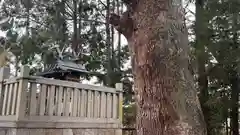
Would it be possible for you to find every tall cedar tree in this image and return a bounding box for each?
[195,0,210,134]
[230,1,239,133]
[110,0,207,134]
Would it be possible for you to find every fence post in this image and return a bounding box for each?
[16,66,30,120]
[0,67,10,114]
[115,83,123,122]
[0,67,10,81]
[116,83,123,135]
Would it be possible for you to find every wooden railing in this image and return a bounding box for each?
[0,66,123,128]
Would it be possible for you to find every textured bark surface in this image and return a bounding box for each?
[110,0,207,135]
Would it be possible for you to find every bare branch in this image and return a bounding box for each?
[65,18,106,24]
[98,0,107,8]
[109,0,139,39]
[185,7,195,15]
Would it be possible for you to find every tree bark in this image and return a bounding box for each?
[110,0,207,135]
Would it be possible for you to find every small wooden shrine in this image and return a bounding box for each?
[37,52,89,82]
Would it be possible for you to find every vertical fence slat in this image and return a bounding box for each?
[106,93,112,118]
[72,88,78,117]
[57,86,63,116]
[64,88,70,116]
[45,85,50,115]
[6,83,13,115]
[11,82,18,115]
[94,91,99,118]
[29,83,37,115]
[39,84,47,116]
[118,92,123,121]
[70,89,73,116]
[112,93,117,119]
[48,85,55,116]
[100,92,106,118]
[36,85,41,115]
[0,84,4,114]
[116,83,123,121]
[0,67,10,115]
[87,90,93,118]
[77,89,81,117]
[80,90,86,117]
[53,86,58,115]
[2,84,9,115]
[63,87,67,116]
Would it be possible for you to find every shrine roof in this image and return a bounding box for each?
[36,59,89,77]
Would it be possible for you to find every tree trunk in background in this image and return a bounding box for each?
[72,0,78,54]
[110,0,206,135]
[78,0,82,37]
[106,0,113,86]
[59,0,67,48]
[111,0,115,60]
[116,0,121,70]
[230,6,239,134]
[230,74,239,135]
[195,0,210,134]
[226,117,228,135]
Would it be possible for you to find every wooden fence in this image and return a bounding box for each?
[0,66,123,128]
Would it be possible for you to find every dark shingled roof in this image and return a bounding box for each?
[36,59,89,78]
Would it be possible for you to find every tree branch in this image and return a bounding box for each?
[109,11,135,39]
[109,0,139,39]
[98,0,107,8]
[122,0,138,10]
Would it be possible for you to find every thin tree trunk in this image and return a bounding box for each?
[195,0,210,134]
[59,0,67,48]
[230,5,239,134]
[225,92,229,135]
[72,0,78,55]
[106,0,112,86]
[230,75,239,135]
[110,0,206,135]
[111,0,116,71]
[226,116,228,135]
[78,0,82,45]
[111,0,115,60]
[117,0,121,70]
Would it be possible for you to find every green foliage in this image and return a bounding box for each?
[123,103,136,127]
[192,0,240,134]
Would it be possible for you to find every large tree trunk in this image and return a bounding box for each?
[110,0,206,135]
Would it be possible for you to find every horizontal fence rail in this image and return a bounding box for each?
[0,66,123,128]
